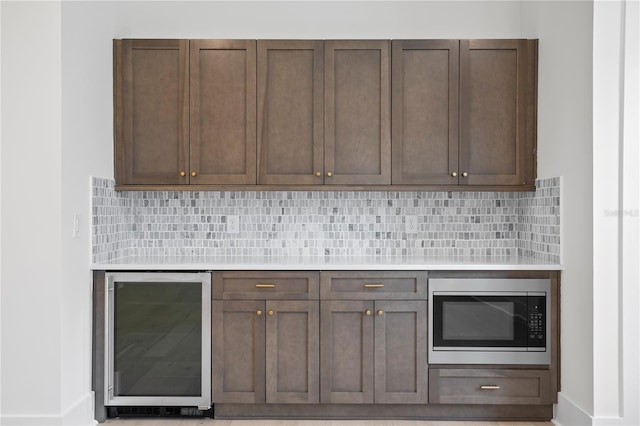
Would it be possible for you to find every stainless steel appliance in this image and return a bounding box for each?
[428,278,550,365]
[105,272,211,409]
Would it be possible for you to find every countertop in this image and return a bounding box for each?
[91,255,562,271]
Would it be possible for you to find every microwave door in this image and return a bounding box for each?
[433,295,529,349]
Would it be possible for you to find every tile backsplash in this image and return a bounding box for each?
[92,177,561,264]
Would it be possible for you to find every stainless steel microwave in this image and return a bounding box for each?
[428,278,551,365]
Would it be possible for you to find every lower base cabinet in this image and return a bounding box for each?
[212,300,319,404]
[93,269,559,423]
[429,368,552,405]
[320,300,428,404]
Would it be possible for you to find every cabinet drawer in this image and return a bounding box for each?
[212,271,319,300]
[429,368,551,405]
[320,271,428,300]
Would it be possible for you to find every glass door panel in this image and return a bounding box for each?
[106,272,211,407]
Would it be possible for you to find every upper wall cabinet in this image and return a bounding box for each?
[324,40,391,185]
[190,40,256,185]
[257,40,391,185]
[460,39,536,186]
[392,39,537,188]
[392,40,459,185]
[114,38,536,191]
[114,39,256,186]
[114,39,189,185]
[257,40,324,185]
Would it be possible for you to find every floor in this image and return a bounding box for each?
[104,420,554,426]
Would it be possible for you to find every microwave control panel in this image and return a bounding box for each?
[527,297,546,347]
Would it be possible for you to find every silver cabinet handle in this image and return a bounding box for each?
[480,385,501,390]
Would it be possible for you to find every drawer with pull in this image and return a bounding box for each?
[212,271,319,300]
[428,368,552,405]
[320,271,428,300]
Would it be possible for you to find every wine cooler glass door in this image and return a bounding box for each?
[105,272,211,408]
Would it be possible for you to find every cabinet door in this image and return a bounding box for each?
[212,300,265,403]
[265,300,319,403]
[459,39,536,186]
[320,300,374,403]
[392,40,459,185]
[115,39,189,185]
[190,40,256,184]
[374,300,428,404]
[325,40,391,185]
[257,40,324,185]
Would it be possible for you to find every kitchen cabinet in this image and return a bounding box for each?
[257,40,324,185]
[114,39,189,185]
[94,268,559,422]
[114,39,256,186]
[321,300,428,404]
[115,38,536,191]
[429,368,552,405]
[190,40,256,184]
[257,40,391,185]
[392,40,459,185]
[324,41,391,185]
[319,272,428,404]
[211,272,319,404]
[392,39,537,187]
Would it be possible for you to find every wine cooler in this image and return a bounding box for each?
[105,272,211,409]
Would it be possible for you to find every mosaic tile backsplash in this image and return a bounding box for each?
[92,177,561,264]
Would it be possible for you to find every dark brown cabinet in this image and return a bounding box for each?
[115,39,256,186]
[95,268,558,422]
[257,40,324,185]
[320,272,428,404]
[392,39,537,188]
[115,38,536,191]
[114,39,189,185]
[257,40,391,185]
[429,368,552,405]
[190,40,256,184]
[392,40,459,185]
[212,300,265,403]
[324,41,391,185]
[211,272,319,404]
[321,300,428,404]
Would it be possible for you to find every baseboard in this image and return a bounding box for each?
[61,391,98,426]
[553,392,593,426]
[0,392,97,426]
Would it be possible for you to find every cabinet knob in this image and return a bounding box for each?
[191,171,197,177]
[180,171,186,177]
[462,172,468,177]
[316,172,322,177]
[451,172,458,177]
[256,310,263,316]
[326,172,333,177]
[364,309,372,316]
[267,310,274,316]
[377,310,384,316]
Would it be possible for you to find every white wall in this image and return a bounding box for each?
[519,1,595,423]
[592,1,639,425]
[0,1,604,424]
[1,0,64,423]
